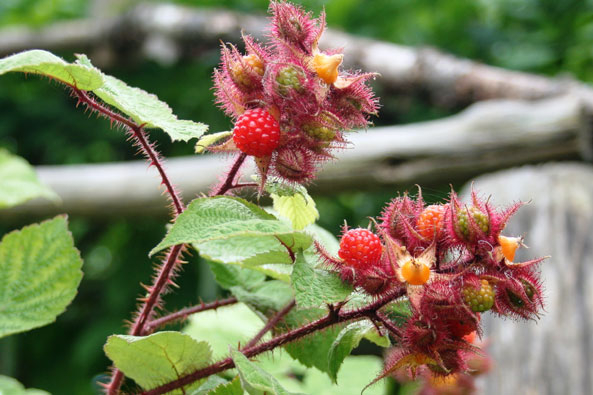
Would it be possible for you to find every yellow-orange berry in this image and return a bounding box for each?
[231,54,264,89]
[401,260,430,285]
[416,204,446,240]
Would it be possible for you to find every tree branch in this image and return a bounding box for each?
[3,95,588,220]
[3,4,593,109]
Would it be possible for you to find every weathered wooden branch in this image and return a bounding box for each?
[2,3,593,109]
[1,95,589,219]
[461,163,593,395]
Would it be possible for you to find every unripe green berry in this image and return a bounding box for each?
[522,280,535,301]
[276,66,303,95]
[303,123,336,141]
[462,279,495,312]
[508,280,536,308]
[456,206,489,240]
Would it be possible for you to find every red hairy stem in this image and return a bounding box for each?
[212,153,247,196]
[243,299,296,350]
[144,297,238,332]
[373,311,404,339]
[142,289,406,395]
[72,88,185,215]
[69,89,189,394]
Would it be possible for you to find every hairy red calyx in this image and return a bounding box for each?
[318,187,546,380]
[210,1,378,187]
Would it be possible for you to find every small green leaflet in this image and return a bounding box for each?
[291,251,352,309]
[271,193,319,231]
[0,49,103,90]
[264,178,319,230]
[327,321,390,382]
[0,149,58,209]
[195,131,232,154]
[0,217,83,338]
[151,197,312,271]
[0,375,49,395]
[0,50,207,143]
[230,349,303,395]
[104,332,212,394]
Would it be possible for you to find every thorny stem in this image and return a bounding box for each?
[243,300,296,350]
[72,89,185,215]
[229,182,259,190]
[71,89,188,394]
[212,153,247,196]
[142,289,406,395]
[145,297,238,333]
[374,310,404,339]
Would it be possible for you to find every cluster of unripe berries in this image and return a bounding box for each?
[320,189,544,377]
[212,2,378,185]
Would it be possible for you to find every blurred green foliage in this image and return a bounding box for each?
[1,0,591,393]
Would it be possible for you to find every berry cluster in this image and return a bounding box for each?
[210,2,378,185]
[320,188,544,378]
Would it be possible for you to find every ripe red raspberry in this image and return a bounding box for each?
[232,108,280,157]
[416,204,446,240]
[338,228,382,268]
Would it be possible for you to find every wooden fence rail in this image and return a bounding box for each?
[1,95,588,218]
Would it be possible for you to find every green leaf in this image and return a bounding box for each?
[230,280,294,318]
[0,217,83,338]
[279,308,345,374]
[195,131,232,154]
[183,303,265,360]
[0,149,58,209]
[189,376,243,395]
[263,178,319,231]
[271,191,319,231]
[0,49,103,90]
[327,321,389,382]
[382,299,413,326]
[230,349,303,395]
[304,224,339,256]
[207,261,266,291]
[0,375,49,394]
[291,251,352,309]
[151,197,311,269]
[104,331,211,393]
[302,356,386,395]
[75,54,208,142]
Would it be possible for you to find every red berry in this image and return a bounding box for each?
[232,108,280,157]
[338,228,382,268]
[416,204,446,240]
